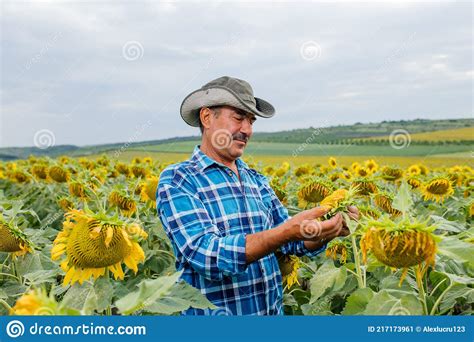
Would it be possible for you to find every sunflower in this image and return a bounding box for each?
[48,165,70,183]
[356,166,372,177]
[0,219,32,257]
[325,239,350,263]
[297,178,332,208]
[320,189,348,210]
[263,166,275,176]
[294,164,311,177]
[140,176,159,206]
[275,162,290,177]
[115,163,130,177]
[328,157,337,168]
[270,178,287,205]
[58,197,74,211]
[108,191,137,217]
[364,159,379,173]
[51,209,147,286]
[406,176,422,189]
[360,217,439,284]
[277,253,300,288]
[374,193,402,217]
[10,288,64,315]
[381,166,403,181]
[31,164,49,180]
[421,177,454,203]
[131,165,148,178]
[407,164,422,176]
[352,178,378,196]
[68,181,88,199]
[10,170,30,183]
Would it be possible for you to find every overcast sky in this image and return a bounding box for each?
[1,0,472,148]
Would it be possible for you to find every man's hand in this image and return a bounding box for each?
[290,205,359,252]
[245,205,359,263]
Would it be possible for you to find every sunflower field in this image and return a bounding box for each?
[0,154,472,316]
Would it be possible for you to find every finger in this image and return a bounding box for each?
[309,206,330,219]
[348,206,360,218]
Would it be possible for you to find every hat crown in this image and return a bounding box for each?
[202,76,255,105]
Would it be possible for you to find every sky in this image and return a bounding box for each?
[1,0,472,148]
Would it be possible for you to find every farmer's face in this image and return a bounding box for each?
[205,106,256,160]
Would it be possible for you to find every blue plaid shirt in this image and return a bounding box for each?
[156,145,326,315]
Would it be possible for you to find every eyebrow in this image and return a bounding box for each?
[234,109,257,122]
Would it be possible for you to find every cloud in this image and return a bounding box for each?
[1,0,472,147]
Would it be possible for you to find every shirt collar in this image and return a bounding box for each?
[191,145,249,172]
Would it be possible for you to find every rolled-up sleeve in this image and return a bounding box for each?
[257,173,327,257]
[157,177,248,281]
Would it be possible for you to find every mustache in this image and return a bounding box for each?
[232,133,249,142]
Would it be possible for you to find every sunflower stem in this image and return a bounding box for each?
[105,269,112,316]
[415,265,428,315]
[351,235,365,289]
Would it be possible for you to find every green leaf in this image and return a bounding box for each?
[439,284,474,313]
[437,236,474,267]
[392,181,413,214]
[309,260,346,304]
[430,215,464,233]
[61,277,113,314]
[364,290,423,315]
[342,287,375,315]
[115,271,216,315]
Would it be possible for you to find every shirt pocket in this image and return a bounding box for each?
[255,198,274,230]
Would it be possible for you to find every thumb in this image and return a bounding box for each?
[309,206,330,219]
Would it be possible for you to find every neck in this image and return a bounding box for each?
[200,140,236,169]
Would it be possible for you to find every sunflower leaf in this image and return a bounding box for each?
[392,181,413,214]
[364,290,423,315]
[116,271,216,315]
[309,260,346,304]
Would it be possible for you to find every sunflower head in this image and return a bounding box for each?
[360,217,438,271]
[51,209,147,286]
[381,166,404,181]
[421,177,454,203]
[270,178,288,205]
[10,170,30,183]
[325,239,350,263]
[328,157,337,168]
[277,253,301,288]
[115,163,130,176]
[140,176,159,206]
[373,192,402,217]
[364,159,379,173]
[351,178,378,196]
[297,177,332,208]
[31,164,49,180]
[10,288,65,315]
[108,190,137,217]
[294,164,311,177]
[0,220,32,257]
[131,165,148,178]
[48,165,70,183]
[407,164,422,176]
[406,176,422,189]
[68,181,89,199]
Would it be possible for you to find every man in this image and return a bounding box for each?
[156,76,358,315]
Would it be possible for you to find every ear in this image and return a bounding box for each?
[199,107,212,131]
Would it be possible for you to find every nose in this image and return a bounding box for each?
[240,118,252,136]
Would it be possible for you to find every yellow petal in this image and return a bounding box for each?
[104,226,114,248]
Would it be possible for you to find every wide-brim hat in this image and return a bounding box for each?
[180,76,275,127]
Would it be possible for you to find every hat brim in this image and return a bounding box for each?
[180,86,275,127]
